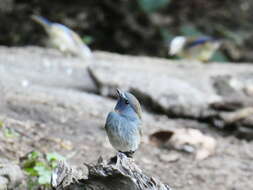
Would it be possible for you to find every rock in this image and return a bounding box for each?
[235,126,253,140]
[0,46,98,93]
[0,46,252,133]
[89,52,253,132]
[89,52,253,119]
[0,158,24,189]
[0,177,8,190]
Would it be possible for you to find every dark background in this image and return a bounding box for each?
[1,0,253,62]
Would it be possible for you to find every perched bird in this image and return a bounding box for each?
[105,89,142,158]
[31,15,92,59]
[169,36,221,62]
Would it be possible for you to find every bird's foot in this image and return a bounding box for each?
[108,151,135,165]
[120,151,135,158]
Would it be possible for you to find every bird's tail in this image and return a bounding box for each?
[31,15,52,29]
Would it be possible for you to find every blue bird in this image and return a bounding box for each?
[31,15,92,59]
[169,36,221,62]
[105,89,142,158]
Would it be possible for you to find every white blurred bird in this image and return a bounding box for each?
[169,36,221,62]
[32,15,92,60]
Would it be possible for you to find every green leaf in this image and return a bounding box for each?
[23,159,36,171]
[23,151,41,176]
[50,160,58,169]
[0,121,4,128]
[34,165,47,175]
[3,127,19,138]
[24,167,38,176]
[37,172,51,185]
[46,152,65,163]
[22,151,65,187]
[34,161,47,168]
[34,163,51,185]
[138,0,170,13]
[28,151,40,160]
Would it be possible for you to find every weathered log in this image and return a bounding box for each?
[51,153,172,190]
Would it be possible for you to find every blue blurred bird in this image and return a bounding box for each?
[31,15,92,59]
[169,36,221,62]
[105,89,142,158]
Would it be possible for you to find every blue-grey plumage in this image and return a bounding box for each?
[31,15,92,59]
[105,89,142,157]
[169,36,221,62]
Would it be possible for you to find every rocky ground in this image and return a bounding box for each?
[0,46,253,189]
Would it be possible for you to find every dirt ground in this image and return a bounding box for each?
[0,47,253,190]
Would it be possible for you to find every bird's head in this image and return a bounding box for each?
[114,89,142,120]
[169,36,186,55]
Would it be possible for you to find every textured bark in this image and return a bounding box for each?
[51,153,172,190]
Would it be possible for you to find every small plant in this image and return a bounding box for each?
[0,120,4,128]
[22,151,65,190]
[3,127,19,138]
[0,121,19,138]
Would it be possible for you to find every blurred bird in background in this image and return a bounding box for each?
[169,36,221,62]
[105,89,142,158]
[31,15,92,60]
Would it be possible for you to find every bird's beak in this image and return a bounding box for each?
[116,88,123,97]
[116,88,126,99]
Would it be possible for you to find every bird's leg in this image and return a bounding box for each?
[108,151,135,164]
[120,151,135,158]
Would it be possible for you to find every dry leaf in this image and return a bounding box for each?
[149,130,174,146]
[149,128,216,160]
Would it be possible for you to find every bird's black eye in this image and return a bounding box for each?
[125,99,129,104]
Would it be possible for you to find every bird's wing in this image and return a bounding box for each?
[69,30,92,57]
[138,124,143,136]
[105,112,118,130]
[52,24,86,51]
[69,30,83,45]
[54,23,92,58]
[54,24,74,38]
[185,37,215,49]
